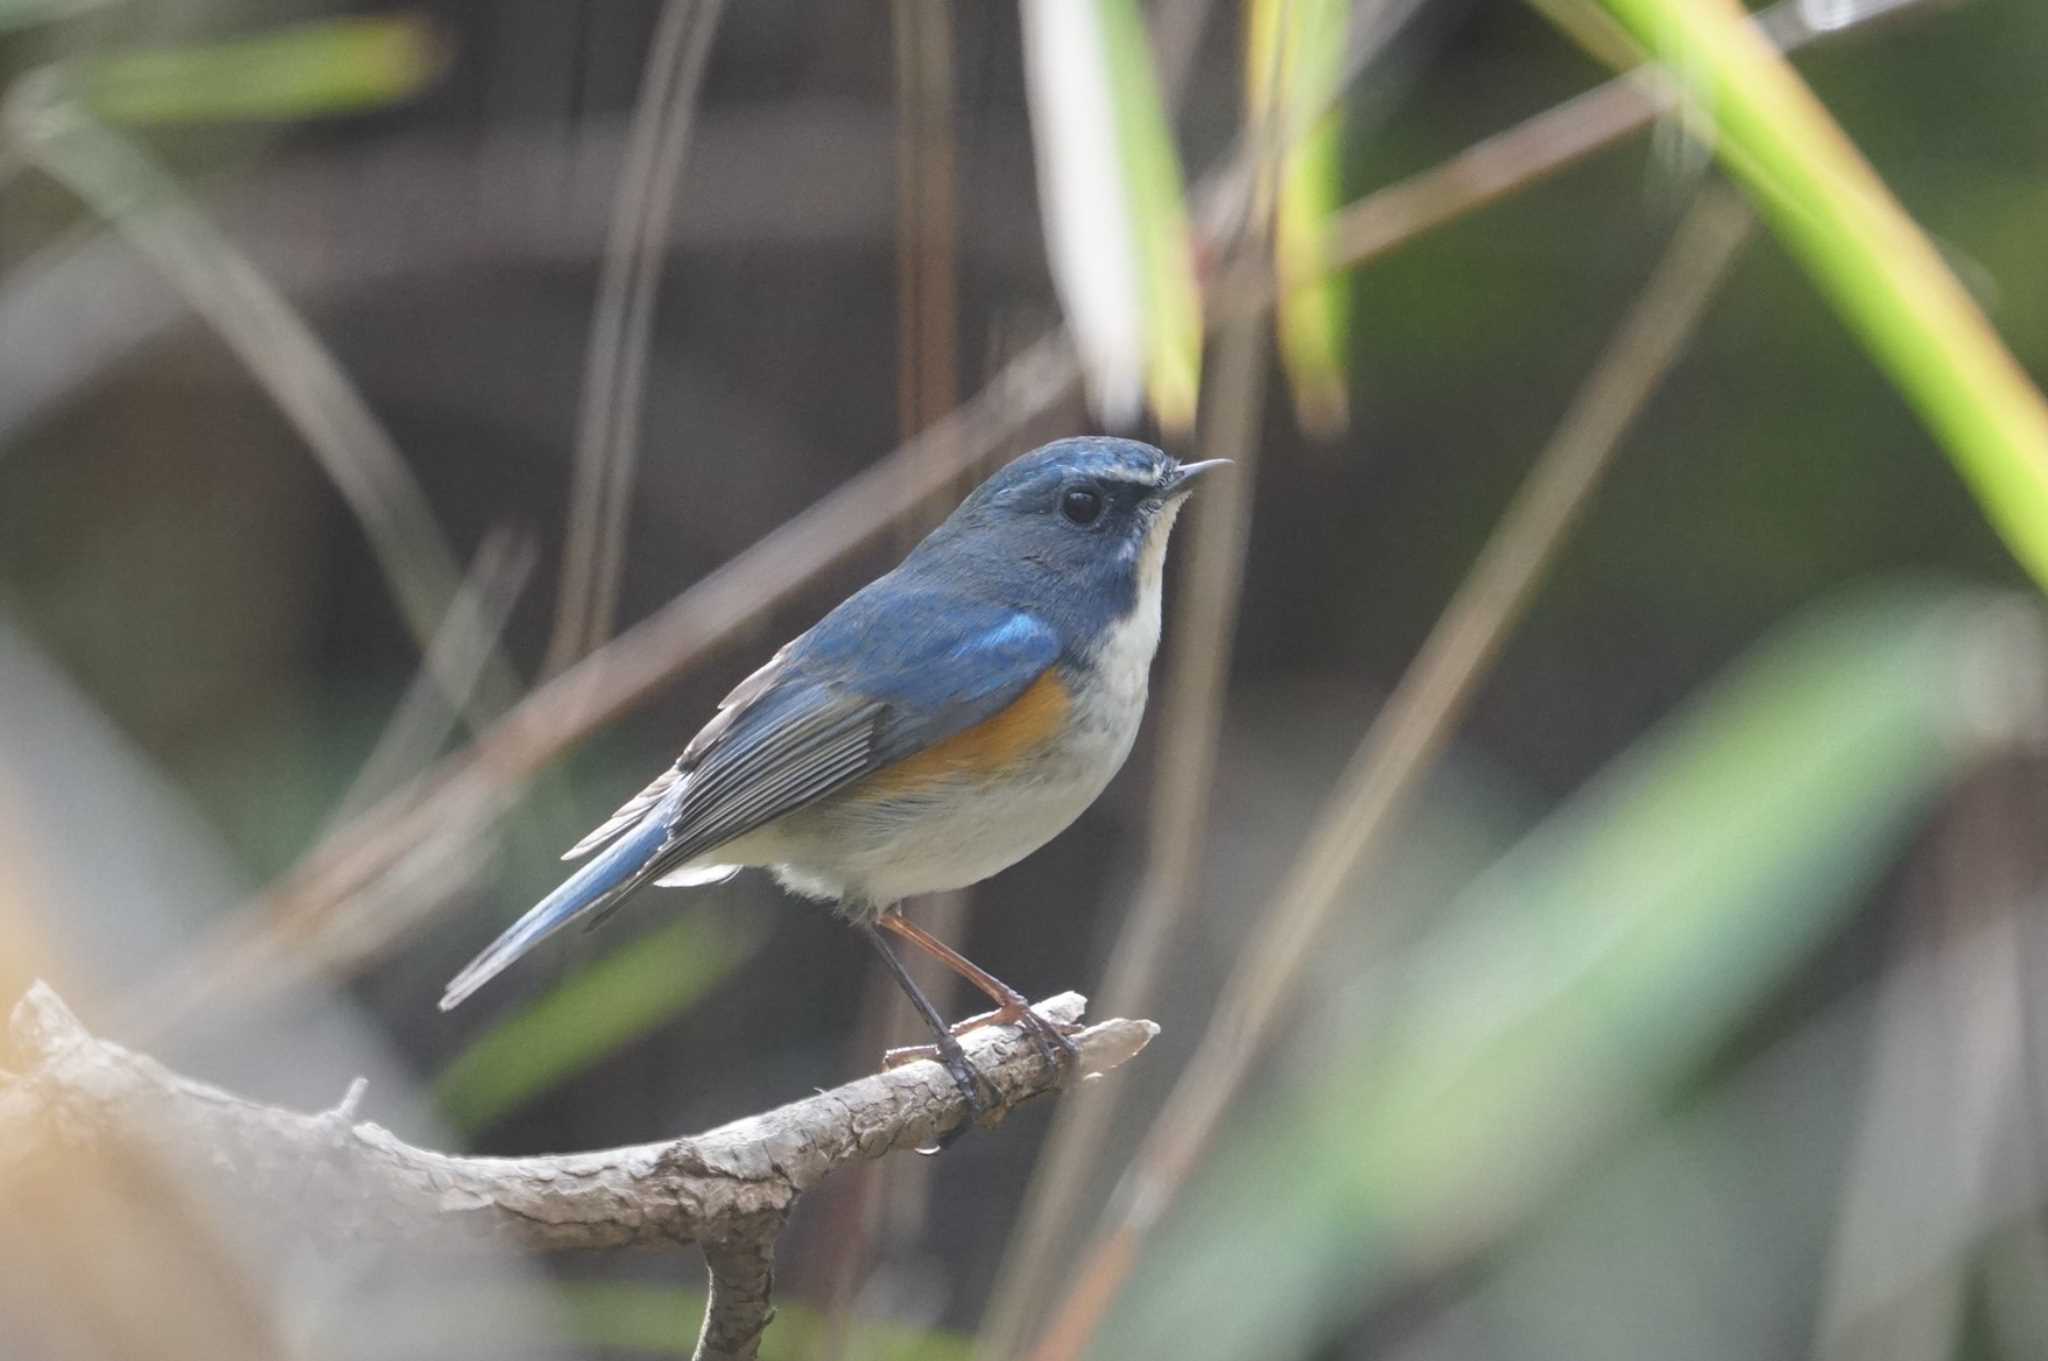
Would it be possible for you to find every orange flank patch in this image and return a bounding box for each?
[864,670,1071,794]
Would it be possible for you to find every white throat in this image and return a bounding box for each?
[1092,498,1184,703]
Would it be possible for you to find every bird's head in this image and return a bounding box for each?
[920,436,1228,632]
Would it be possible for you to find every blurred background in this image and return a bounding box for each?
[5,0,2048,1357]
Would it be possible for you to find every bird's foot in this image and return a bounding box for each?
[951,998,1081,1078]
[889,1000,1081,1084]
[885,1030,988,1154]
[1018,1004,1083,1075]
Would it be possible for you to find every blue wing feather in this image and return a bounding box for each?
[438,814,667,1010]
[788,589,1059,727]
[652,592,1059,855]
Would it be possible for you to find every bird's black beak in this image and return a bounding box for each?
[1159,458,1232,500]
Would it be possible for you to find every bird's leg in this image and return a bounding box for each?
[877,914,1080,1075]
[857,920,986,1152]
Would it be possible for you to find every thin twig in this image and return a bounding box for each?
[1811,771,2038,1359]
[1022,185,1757,1361]
[3,984,1156,1361]
[814,9,966,1352]
[983,4,1430,1338]
[1149,0,1218,115]
[1263,0,1918,306]
[546,0,727,674]
[330,527,537,824]
[0,109,1018,449]
[975,220,1273,1361]
[1188,0,1435,257]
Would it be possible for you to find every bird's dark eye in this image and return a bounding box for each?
[1060,486,1104,526]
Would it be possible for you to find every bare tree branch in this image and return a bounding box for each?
[4,985,1150,1252]
[699,1231,780,1361]
[1,985,1155,1360]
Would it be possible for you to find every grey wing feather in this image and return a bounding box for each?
[561,764,683,860]
[569,697,884,935]
[559,641,795,862]
[683,641,792,763]
[654,699,886,864]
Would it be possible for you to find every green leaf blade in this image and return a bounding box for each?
[79,16,447,126]
[434,910,762,1134]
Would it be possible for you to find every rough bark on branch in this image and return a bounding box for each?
[0,984,1155,1360]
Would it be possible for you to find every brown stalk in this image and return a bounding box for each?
[1023,185,1756,1361]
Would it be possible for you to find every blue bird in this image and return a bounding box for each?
[441,436,1224,1131]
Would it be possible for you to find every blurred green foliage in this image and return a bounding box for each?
[1249,0,1352,435]
[1562,0,2048,597]
[4,2,2047,1357]
[1098,0,1202,433]
[0,0,115,35]
[1099,581,2014,1359]
[435,909,763,1133]
[75,17,445,125]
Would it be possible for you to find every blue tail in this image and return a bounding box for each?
[439,815,668,1011]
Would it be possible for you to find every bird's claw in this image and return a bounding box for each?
[898,1004,1080,1077]
[907,1032,988,1154]
[988,1002,1082,1080]
[884,1003,1079,1154]
[1007,1004,1080,1076]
